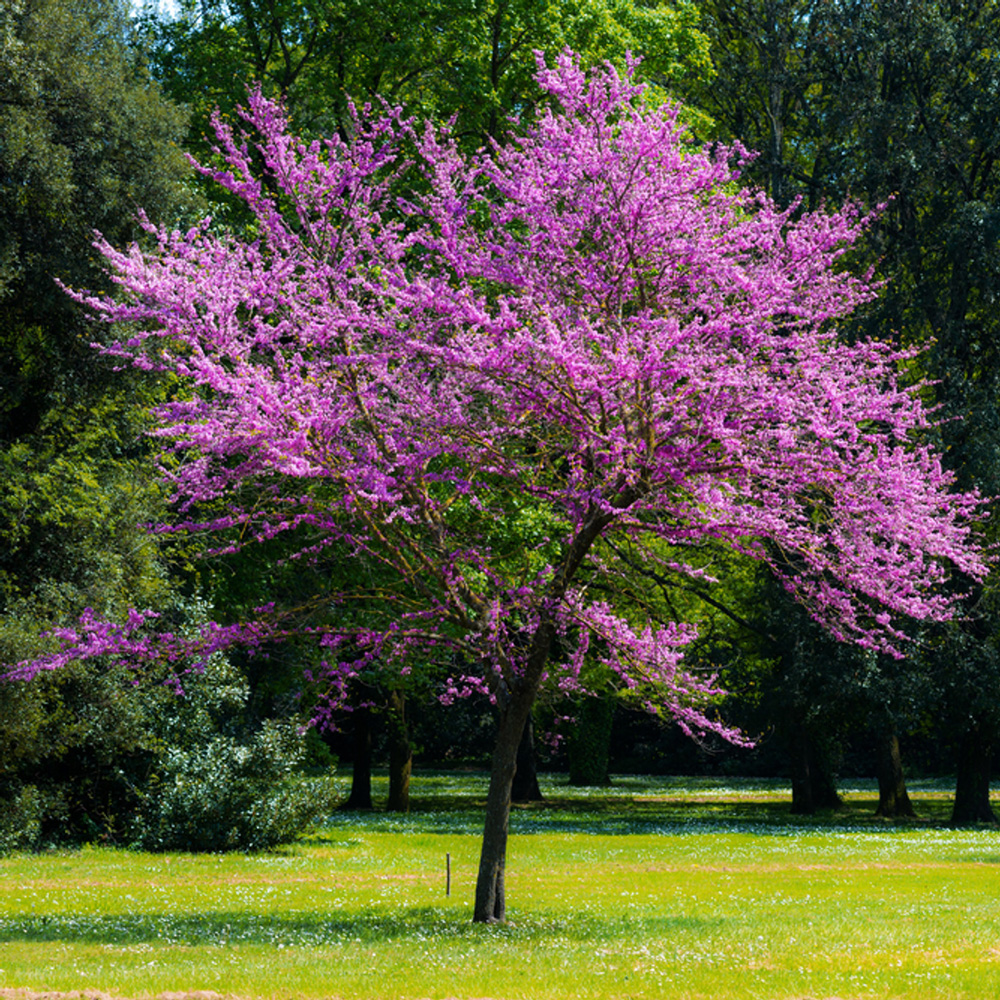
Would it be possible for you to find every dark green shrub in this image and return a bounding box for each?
[0,657,157,846]
[1,613,338,853]
[137,719,338,851]
[0,786,43,853]
[132,640,339,852]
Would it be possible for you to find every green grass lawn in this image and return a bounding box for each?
[2,773,999,999]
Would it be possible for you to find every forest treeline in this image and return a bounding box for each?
[2,0,999,851]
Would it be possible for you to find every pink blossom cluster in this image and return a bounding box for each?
[25,52,988,742]
[4,606,277,692]
[4,607,163,682]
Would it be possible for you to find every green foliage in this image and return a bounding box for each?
[0,391,174,613]
[813,1,1000,779]
[133,635,339,852]
[0,787,43,855]
[687,2,1000,480]
[683,0,1000,791]
[0,0,195,398]
[684,1,834,208]
[1,603,338,853]
[0,657,160,849]
[0,393,186,850]
[145,0,713,156]
[0,0,208,849]
[0,0,198,638]
[137,719,338,852]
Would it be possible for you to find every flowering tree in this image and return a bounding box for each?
[24,53,986,922]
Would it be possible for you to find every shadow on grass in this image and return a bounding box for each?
[321,771,962,837]
[321,796,953,839]
[0,907,721,947]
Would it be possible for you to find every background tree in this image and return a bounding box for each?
[0,0,194,619]
[685,0,1000,821]
[815,0,1000,823]
[0,0,202,835]
[687,0,837,208]
[143,0,714,149]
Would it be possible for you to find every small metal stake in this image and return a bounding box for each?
[446,852,451,896]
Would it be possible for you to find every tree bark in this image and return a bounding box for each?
[473,690,535,923]
[951,722,996,825]
[789,724,842,814]
[473,509,613,922]
[386,688,411,813]
[511,713,543,803]
[874,722,915,819]
[344,703,373,810]
[808,736,843,811]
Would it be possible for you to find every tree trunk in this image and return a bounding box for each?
[789,725,841,814]
[472,511,612,922]
[344,704,373,810]
[474,692,534,923]
[874,722,915,819]
[789,723,815,815]
[511,713,543,803]
[386,688,411,813]
[808,736,843,811]
[951,723,996,825]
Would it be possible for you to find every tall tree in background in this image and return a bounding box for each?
[143,0,713,148]
[688,0,1000,821]
[0,0,194,622]
[818,0,1000,823]
[687,0,839,208]
[0,0,197,835]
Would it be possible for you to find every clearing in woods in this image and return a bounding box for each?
[0,773,997,1000]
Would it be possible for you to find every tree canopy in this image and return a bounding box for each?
[144,0,713,149]
[0,0,194,623]
[14,52,987,918]
[685,0,1000,821]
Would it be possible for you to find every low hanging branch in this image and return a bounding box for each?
[603,539,775,643]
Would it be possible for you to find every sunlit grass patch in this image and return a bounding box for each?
[1,773,998,999]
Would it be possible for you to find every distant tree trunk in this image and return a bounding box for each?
[808,736,843,810]
[874,722,915,818]
[386,688,411,813]
[951,723,996,825]
[345,703,373,810]
[511,713,543,803]
[789,723,815,814]
[789,724,842,814]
